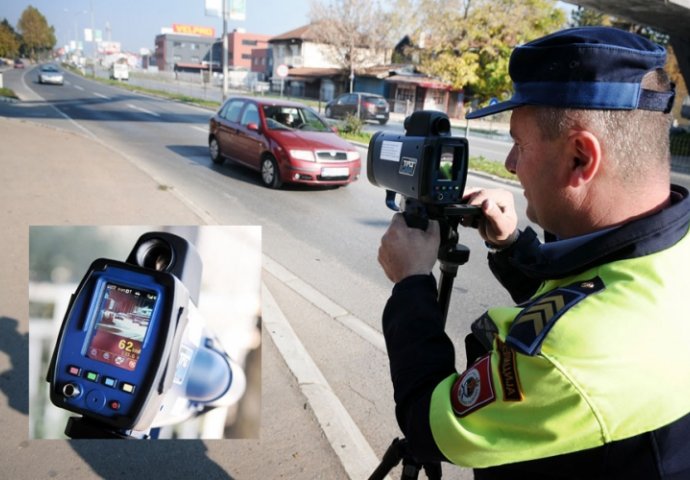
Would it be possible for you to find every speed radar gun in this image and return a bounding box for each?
[46,232,245,439]
[368,112,481,479]
[368,110,480,230]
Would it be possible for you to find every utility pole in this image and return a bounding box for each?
[222,0,228,101]
[90,0,95,59]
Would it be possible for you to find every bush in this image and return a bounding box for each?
[341,114,364,135]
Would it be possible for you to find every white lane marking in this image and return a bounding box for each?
[263,255,387,353]
[192,126,208,134]
[127,103,160,117]
[262,284,386,479]
[19,73,97,141]
[73,85,84,91]
[93,92,110,100]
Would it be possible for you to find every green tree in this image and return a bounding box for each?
[17,6,55,60]
[410,0,566,104]
[0,19,20,59]
[569,6,611,27]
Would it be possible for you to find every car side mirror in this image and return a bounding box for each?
[247,122,260,132]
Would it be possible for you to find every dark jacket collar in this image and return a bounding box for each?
[511,185,690,280]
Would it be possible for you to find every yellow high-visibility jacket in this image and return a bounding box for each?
[383,185,690,478]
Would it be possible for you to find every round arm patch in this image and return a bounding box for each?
[451,355,496,417]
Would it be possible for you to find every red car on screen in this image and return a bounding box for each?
[209,96,361,188]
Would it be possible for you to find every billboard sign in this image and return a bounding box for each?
[205,0,246,21]
[229,0,247,21]
[172,24,216,37]
[205,0,222,18]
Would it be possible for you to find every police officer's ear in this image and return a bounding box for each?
[566,130,602,187]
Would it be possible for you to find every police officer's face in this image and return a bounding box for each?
[506,107,570,233]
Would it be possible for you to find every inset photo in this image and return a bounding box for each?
[29,225,261,439]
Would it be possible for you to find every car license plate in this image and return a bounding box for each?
[376,114,386,118]
[321,167,349,178]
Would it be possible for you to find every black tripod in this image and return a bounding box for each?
[370,207,472,480]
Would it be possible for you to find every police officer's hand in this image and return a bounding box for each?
[462,188,519,248]
[378,213,440,284]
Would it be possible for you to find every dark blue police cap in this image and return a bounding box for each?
[466,26,675,119]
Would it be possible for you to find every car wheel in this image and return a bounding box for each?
[209,136,224,164]
[378,119,388,125]
[325,106,332,118]
[261,156,282,189]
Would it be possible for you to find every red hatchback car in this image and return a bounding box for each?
[209,96,361,188]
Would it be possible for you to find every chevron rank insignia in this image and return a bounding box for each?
[506,277,605,356]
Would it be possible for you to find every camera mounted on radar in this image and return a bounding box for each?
[46,232,245,439]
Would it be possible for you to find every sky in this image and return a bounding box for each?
[1,0,312,53]
[2,1,577,54]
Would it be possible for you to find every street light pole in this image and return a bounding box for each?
[222,0,228,100]
[89,0,94,58]
[64,8,87,56]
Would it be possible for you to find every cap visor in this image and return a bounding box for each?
[465,100,519,119]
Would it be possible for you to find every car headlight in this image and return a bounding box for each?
[347,151,360,161]
[289,150,315,162]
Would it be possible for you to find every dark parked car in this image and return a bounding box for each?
[325,92,390,125]
[209,97,361,188]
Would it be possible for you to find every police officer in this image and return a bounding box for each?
[378,27,690,479]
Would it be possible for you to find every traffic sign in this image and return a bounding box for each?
[276,64,288,78]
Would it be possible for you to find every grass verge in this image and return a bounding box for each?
[0,87,18,99]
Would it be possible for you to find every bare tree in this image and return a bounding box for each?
[309,0,392,92]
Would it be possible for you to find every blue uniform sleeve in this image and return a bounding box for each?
[487,227,543,303]
[382,274,455,463]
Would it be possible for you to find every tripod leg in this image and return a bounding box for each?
[401,457,422,479]
[423,462,442,479]
[368,438,407,480]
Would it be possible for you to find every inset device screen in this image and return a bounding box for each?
[86,283,157,371]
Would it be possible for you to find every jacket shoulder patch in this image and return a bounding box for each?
[451,355,495,417]
[506,277,605,356]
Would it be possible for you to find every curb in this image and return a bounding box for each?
[262,283,386,479]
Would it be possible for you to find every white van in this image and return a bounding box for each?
[110,62,129,81]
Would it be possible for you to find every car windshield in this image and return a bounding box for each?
[41,65,58,72]
[363,95,386,106]
[262,105,330,132]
